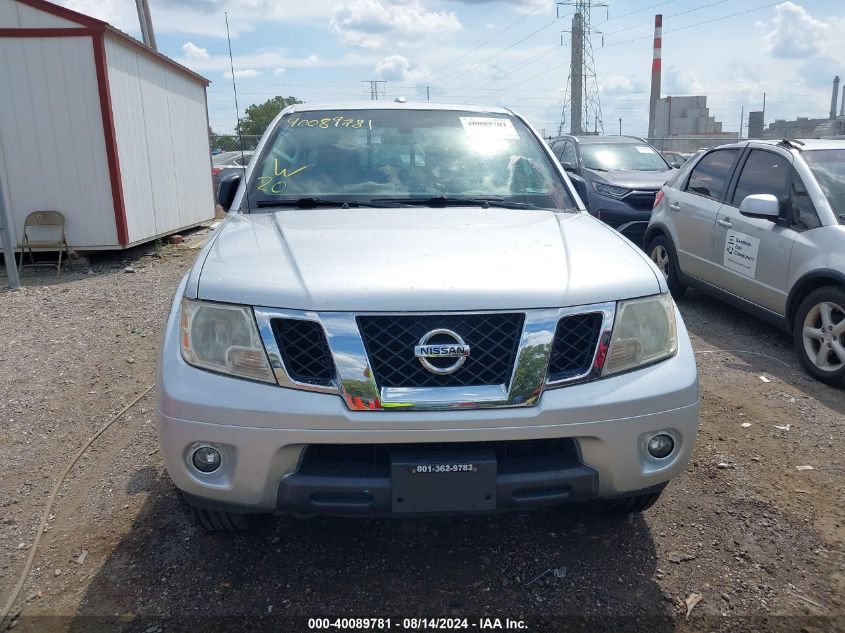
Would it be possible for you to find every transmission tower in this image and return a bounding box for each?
[361,80,386,101]
[556,1,606,136]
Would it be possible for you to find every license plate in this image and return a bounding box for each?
[391,451,496,513]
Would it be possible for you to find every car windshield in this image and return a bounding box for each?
[244,109,576,211]
[804,149,845,223]
[580,142,669,172]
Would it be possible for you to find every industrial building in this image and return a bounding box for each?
[653,95,725,136]
[0,0,214,252]
[754,76,845,139]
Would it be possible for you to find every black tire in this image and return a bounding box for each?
[646,234,686,299]
[590,490,663,515]
[192,507,269,532]
[792,285,845,387]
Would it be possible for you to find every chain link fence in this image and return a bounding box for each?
[645,135,741,153]
[210,135,263,154]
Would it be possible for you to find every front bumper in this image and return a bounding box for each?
[157,294,700,514]
[586,194,653,248]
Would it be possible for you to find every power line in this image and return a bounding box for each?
[419,0,551,84]
[604,1,781,48]
[435,19,560,87]
[602,0,731,37]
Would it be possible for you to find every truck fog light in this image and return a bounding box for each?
[192,446,221,473]
[647,434,674,459]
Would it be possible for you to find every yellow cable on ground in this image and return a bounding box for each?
[0,384,155,630]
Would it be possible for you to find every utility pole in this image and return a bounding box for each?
[739,105,744,139]
[134,0,157,50]
[426,86,430,102]
[570,11,584,134]
[762,92,766,136]
[361,81,386,101]
[618,117,622,135]
[0,173,20,290]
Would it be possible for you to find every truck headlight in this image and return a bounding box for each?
[593,182,630,199]
[603,293,677,376]
[179,298,275,383]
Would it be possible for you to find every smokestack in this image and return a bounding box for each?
[831,75,840,120]
[647,14,663,140]
[570,12,584,135]
[840,85,844,117]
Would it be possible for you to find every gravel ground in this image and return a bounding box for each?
[1,235,843,633]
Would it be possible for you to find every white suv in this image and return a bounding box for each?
[157,102,699,530]
[646,139,845,385]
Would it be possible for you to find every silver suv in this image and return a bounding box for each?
[157,102,699,530]
[646,139,845,385]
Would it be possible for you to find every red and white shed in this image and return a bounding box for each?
[0,0,214,250]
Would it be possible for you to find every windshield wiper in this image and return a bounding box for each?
[371,196,541,209]
[255,198,390,209]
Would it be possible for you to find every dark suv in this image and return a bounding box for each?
[550,135,677,247]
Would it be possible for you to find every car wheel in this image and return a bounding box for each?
[793,286,845,386]
[646,235,686,299]
[590,490,663,514]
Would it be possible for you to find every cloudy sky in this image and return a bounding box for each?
[61,0,845,136]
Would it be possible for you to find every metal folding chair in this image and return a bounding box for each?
[17,211,69,277]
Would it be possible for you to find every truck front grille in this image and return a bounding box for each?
[356,313,524,388]
[301,438,580,474]
[547,312,603,382]
[627,190,658,210]
[271,318,336,386]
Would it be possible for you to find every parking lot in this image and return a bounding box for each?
[1,233,843,632]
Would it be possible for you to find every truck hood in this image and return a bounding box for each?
[587,169,675,190]
[195,208,661,311]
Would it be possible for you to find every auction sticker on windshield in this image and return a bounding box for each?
[460,117,519,141]
[635,145,655,154]
[724,230,760,277]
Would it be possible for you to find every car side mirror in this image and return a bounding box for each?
[560,161,576,172]
[671,162,682,169]
[739,193,780,220]
[217,172,241,212]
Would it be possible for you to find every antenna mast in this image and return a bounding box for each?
[225,12,250,210]
[557,0,605,136]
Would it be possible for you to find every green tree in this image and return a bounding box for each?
[237,96,301,136]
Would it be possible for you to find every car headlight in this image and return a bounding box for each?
[179,298,275,382]
[603,293,678,376]
[593,182,630,199]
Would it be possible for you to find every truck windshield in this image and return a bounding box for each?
[580,143,669,172]
[245,109,576,211]
[804,149,845,223]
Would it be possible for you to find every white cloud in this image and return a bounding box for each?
[60,0,129,29]
[181,42,209,59]
[374,54,430,83]
[663,66,706,95]
[222,69,262,78]
[273,67,287,76]
[330,0,462,49]
[761,2,833,60]
[757,2,845,88]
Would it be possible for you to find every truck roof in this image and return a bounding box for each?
[286,101,515,115]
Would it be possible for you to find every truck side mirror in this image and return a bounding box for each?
[217,173,241,212]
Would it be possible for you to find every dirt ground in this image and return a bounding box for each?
[1,232,843,633]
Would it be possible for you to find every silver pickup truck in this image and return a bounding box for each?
[157,102,699,530]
